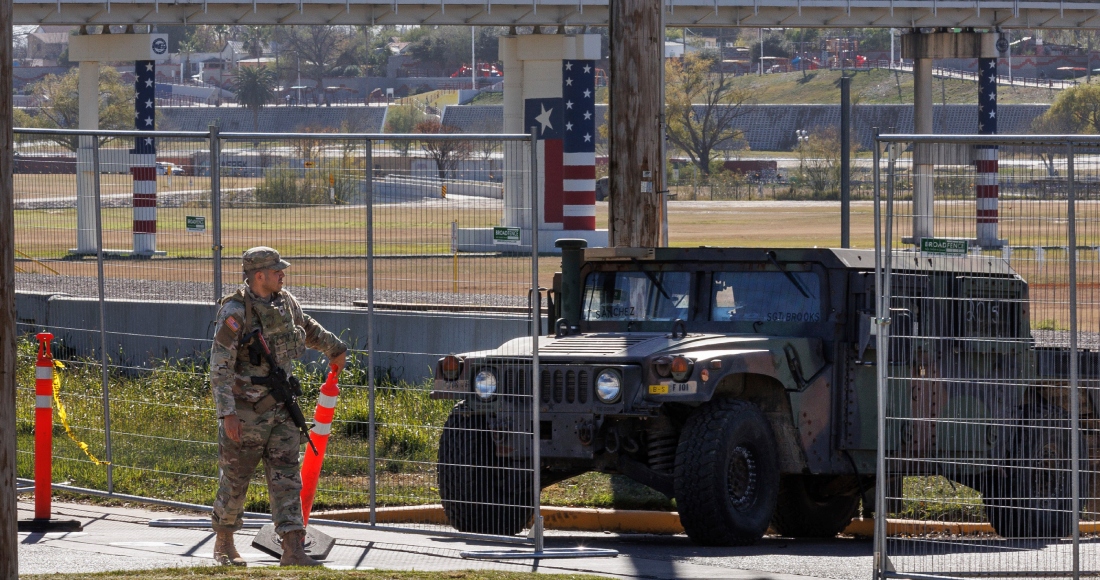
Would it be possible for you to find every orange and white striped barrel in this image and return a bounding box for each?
[34,332,55,520]
[301,364,340,525]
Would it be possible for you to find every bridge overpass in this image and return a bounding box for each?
[12,0,1100,28]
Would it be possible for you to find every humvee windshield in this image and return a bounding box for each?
[582,271,690,321]
[711,271,822,323]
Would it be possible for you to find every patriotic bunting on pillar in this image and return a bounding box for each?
[976,57,999,246]
[133,60,158,254]
[523,59,598,232]
[561,59,597,231]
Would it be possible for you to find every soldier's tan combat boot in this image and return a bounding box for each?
[213,529,247,566]
[279,529,322,567]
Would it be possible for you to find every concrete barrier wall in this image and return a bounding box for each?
[15,292,533,385]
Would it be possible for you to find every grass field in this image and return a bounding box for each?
[16,197,1100,331]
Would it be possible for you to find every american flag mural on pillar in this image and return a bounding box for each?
[523,59,598,231]
[561,59,597,230]
[975,57,999,247]
[133,60,158,254]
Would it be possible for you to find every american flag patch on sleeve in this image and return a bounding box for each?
[225,316,240,332]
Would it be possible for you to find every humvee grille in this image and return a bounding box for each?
[540,367,593,405]
[500,367,529,395]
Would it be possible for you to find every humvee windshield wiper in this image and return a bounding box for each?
[765,251,811,299]
[631,257,671,300]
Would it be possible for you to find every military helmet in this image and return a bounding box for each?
[242,246,291,273]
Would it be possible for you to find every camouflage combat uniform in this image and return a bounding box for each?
[210,250,346,536]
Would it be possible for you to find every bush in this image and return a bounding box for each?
[253,168,358,206]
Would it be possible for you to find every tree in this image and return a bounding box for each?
[404,26,504,77]
[279,26,355,103]
[234,65,277,132]
[665,51,754,176]
[385,105,425,156]
[27,67,135,151]
[1033,83,1100,134]
[793,127,844,199]
[241,26,269,59]
[415,119,472,180]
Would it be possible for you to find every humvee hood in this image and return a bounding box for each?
[477,332,785,360]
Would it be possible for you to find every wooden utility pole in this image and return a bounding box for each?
[1,0,20,572]
[608,0,664,247]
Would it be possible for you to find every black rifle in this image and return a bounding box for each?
[243,331,319,455]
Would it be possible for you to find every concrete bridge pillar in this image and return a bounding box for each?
[476,31,607,252]
[902,31,1002,248]
[67,31,168,256]
[75,58,100,254]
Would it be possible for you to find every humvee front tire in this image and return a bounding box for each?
[674,399,780,546]
[437,404,533,536]
[771,475,860,538]
[984,405,1075,540]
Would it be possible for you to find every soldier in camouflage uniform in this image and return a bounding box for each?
[209,247,347,567]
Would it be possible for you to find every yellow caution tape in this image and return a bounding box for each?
[52,360,110,466]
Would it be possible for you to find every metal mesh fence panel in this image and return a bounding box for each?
[875,135,1100,579]
[13,128,539,543]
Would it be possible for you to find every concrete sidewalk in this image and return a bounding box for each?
[16,500,861,579]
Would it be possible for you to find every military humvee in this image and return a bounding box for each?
[431,242,1087,545]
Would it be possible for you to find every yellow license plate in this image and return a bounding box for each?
[649,381,697,395]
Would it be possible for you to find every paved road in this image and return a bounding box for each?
[17,500,869,579]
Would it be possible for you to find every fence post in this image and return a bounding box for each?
[529,128,544,551]
[209,125,223,302]
[872,129,888,580]
[365,138,377,527]
[207,125,221,301]
[91,136,113,494]
[1067,142,1081,580]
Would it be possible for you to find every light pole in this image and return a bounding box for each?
[795,129,809,185]
[759,28,764,75]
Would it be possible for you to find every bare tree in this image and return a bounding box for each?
[279,26,353,104]
[471,117,499,163]
[415,119,472,180]
[665,51,754,176]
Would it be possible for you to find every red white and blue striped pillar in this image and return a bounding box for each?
[976,57,1000,248]
[132,60,158,254]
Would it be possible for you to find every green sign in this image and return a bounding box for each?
[186,216,206,233]
[493,226,521,245]
[920,237,968,256]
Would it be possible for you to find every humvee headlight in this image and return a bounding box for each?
[474,369,498,399]
[440,355,463,381]
[595,369,622,403]
[670,356,694,382]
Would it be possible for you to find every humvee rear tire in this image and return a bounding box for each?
[771,475,860,538]
[674,399,780,546]
[984,405,1074,540]
[437,405,533,536]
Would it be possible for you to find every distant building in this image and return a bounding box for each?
[26,26,73,65]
